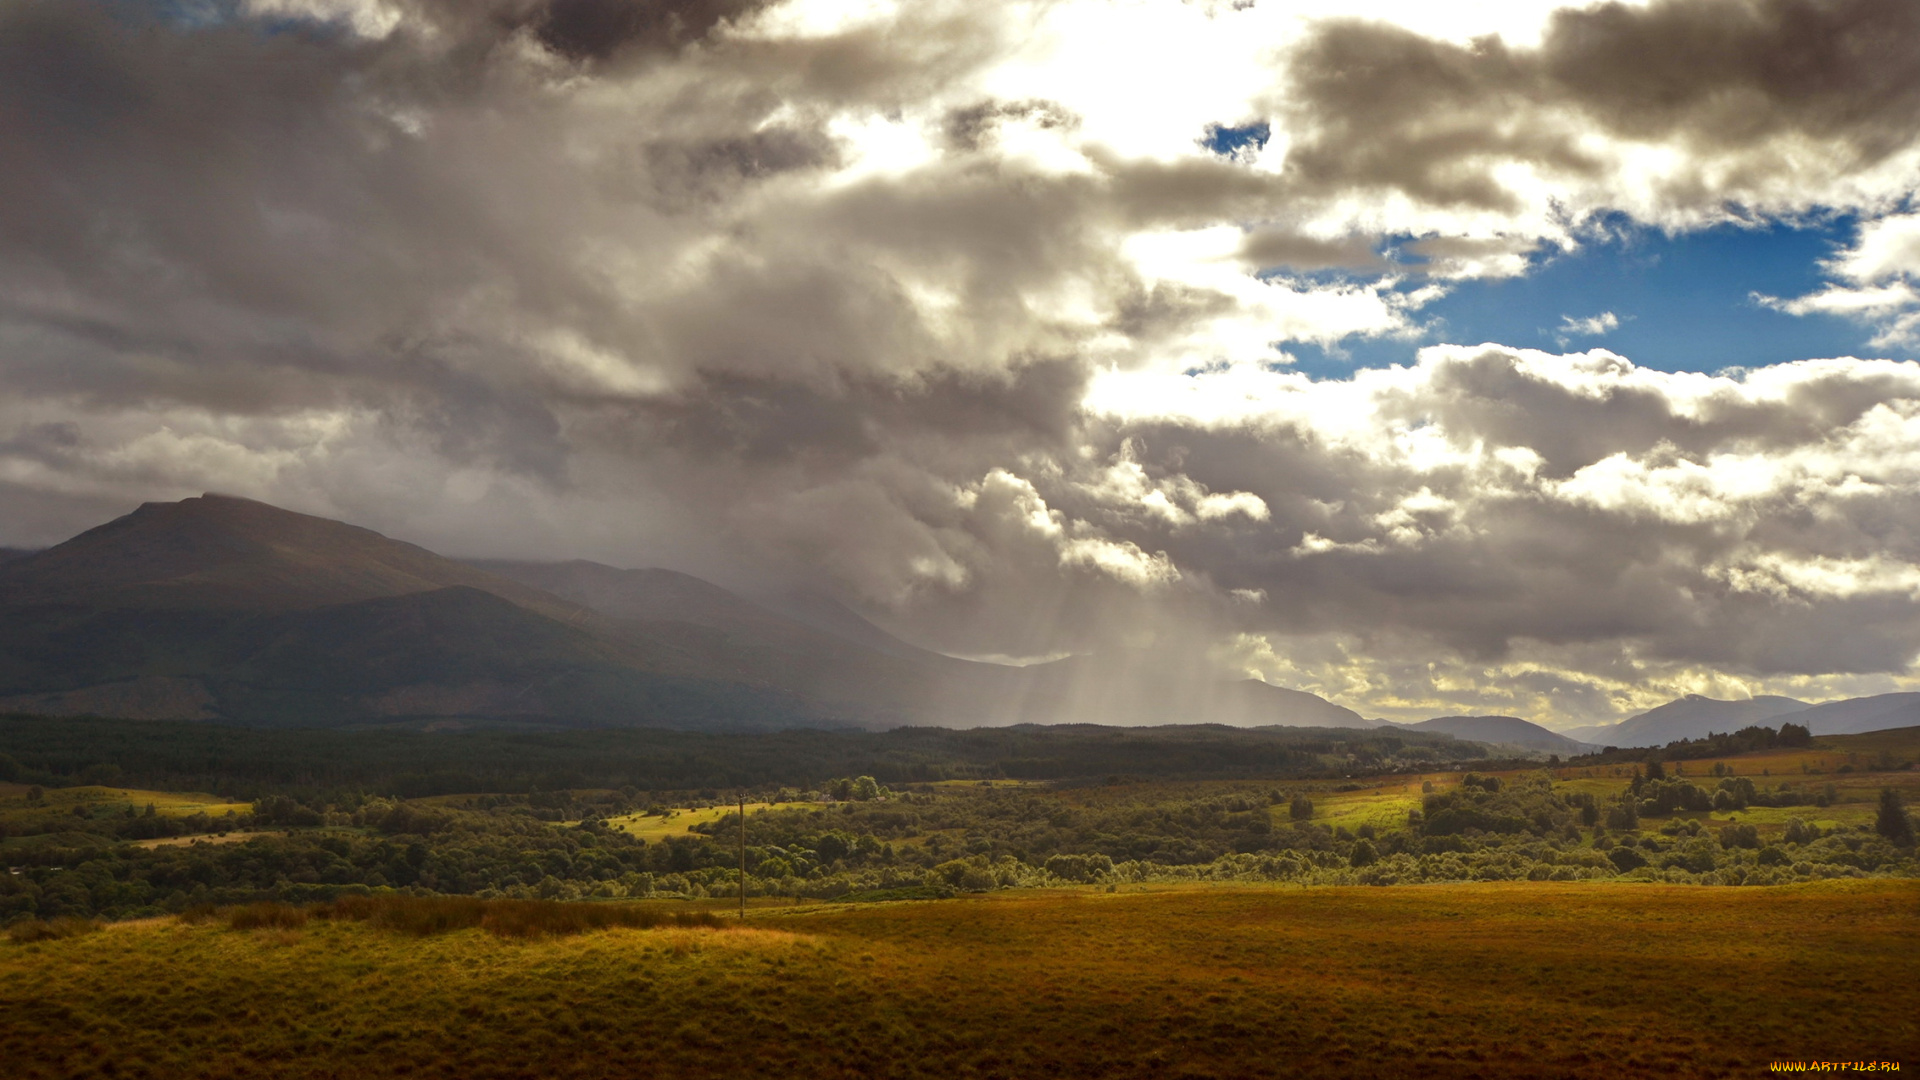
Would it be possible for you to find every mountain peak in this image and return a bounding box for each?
[0,494,577,618]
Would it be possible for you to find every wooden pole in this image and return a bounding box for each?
[738,794,747,920]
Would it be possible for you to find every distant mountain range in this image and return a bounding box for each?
[0,495,1376,731]
[5,495,1916,743]
[1559,693,1920,748]
[1387,716,1593,755]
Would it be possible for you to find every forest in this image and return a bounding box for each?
[3,718,1916,924]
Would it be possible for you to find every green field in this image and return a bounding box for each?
[602,802,777,842]
[0,782,252,822]
[2,881,1913,1079]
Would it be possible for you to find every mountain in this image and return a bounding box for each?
[974,651,1375,729]
[0,495,582,620]
[0,496,821,729]
[1567,694,1813,748]
[470,558,1010,727]
[0,548,34,566]
[755,588,953,663]
[0,495,1372,732]
[477,562,1374,729]
[1391,715,1592,754]
[1779,693,1920,736]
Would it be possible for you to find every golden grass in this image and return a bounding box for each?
[0,783,251,821]
[2,881,1913,1078]
[600,801,776,841]
[129,830,276,850]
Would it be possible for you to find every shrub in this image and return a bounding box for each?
[1875,788,1915,847]
[228,903,308,931]
[1289,795,1313,822]
[1607,847,1647,873]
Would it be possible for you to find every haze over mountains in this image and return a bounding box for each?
[3,495,1917,745]
[1386,717,1592,756]
[0,496,1371,731]
[1564,693,1920,748]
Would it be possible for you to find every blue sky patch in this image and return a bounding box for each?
[1283,217,1906,379]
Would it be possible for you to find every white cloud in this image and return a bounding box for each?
[1558,311,1620,338]
[1761,213,1920,347]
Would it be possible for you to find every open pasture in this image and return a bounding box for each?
[2,880,1913,1079]
[602,801,777,842]
[0,782,251,822]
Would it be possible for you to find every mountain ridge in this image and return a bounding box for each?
[0,495,1373,733]
[1388,715,1592,754]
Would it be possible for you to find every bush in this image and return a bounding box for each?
[1717,823,1759,850]
[1289,795,1313,822]
[1607,847,1647,873]
[228,903,308,931]
[1876,788,1915,846]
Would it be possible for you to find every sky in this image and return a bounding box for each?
[3,0,1920,729]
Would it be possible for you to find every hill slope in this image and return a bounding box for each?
[1392,715,1591,754]
[1786,693,1920,737]
[0,496,1376,731]
[1567,695,1812,748]
[0,497,818,729]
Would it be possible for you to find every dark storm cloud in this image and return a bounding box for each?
[2,0,1919,723]
[1236,230,1386,273]
[1279,0,1920,211]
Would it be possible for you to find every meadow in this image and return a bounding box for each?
[1,881,1913,1079]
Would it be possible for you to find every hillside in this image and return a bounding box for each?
[1566,695,1812,747]
[0,496,1370,731]
[0,495,579,619]
[973,652,1374,729]
[1391,715,1590,754]
[0,497,823,729]
[1787,693,1920,736]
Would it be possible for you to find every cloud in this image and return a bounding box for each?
[1274,0,1920,228]
[1558,311,1620,339]
[1,0,1919,724]
[1760,212,1920,347]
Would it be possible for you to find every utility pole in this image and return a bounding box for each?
[738,794,747,920]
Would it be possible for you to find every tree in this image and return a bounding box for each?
[1289,795,1313,822]
[1348,839,1378,868]
[1875,788,1914,847]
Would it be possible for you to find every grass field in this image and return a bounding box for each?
[601,802,777,842]
[2,880,1913,1079]
[0,782,252,821]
